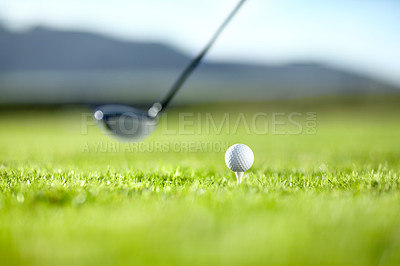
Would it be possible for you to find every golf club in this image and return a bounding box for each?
[94,0,248,142]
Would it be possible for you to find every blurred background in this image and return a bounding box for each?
[1,0,399,106]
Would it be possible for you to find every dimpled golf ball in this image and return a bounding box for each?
[225,144,254,172]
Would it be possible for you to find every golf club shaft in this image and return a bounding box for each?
[159,0,247,110]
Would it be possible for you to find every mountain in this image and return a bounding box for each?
[0,26,189,71]
[0,26,398,105]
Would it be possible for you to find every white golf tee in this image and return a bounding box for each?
[235,172,244,184]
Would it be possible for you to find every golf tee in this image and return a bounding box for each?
[235,172,244,184]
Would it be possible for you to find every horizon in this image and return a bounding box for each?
[1,24,399,89]
[0,0,400,87]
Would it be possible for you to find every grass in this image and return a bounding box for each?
[1,97,400,265]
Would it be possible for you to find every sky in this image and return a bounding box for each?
[0,0,400,86]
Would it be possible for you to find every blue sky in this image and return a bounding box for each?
[0,0,400,86]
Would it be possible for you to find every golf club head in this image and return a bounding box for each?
[94,104,158,142]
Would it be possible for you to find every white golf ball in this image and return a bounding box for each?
[225,144,254,172]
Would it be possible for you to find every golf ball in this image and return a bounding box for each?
[225,144,254,172]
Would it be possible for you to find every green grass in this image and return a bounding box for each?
[1,97,400,265]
